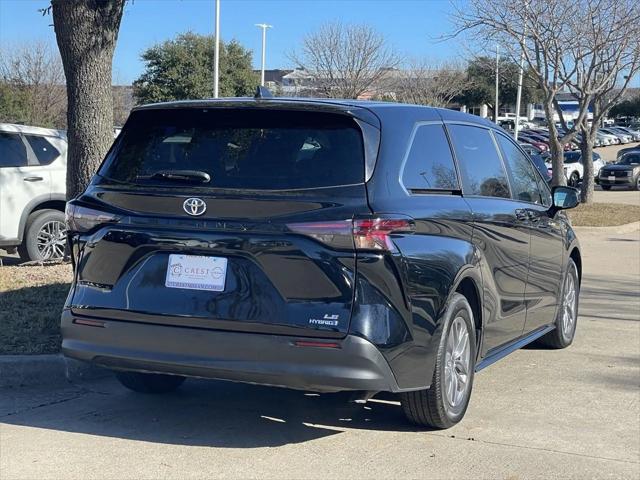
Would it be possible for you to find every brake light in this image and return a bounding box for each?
[65,203,121,233]
[352,218,414,251]
[287,217,414,252]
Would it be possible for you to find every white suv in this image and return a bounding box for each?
[0,123,67,261]
[545,151,605,187]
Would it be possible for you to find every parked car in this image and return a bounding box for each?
[546,151,604,187]
[596,131,614,146]
[617,146,640,162]
[518,134,549,153]
[0,123,67,261]
[524,129,576,151]
[62,97,582,429]
[599,151,640,190]
[600,127,633,144]
[611,126,640,142]
[519,142,544,156]
[598,129,621,144]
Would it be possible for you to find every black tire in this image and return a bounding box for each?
[568,172,580,188]
[601,185,612,191]
[115,371,186,394]
[537,259,580,349]
[634,175,640,191]
[400,293,476,429]
[18,209,66,262]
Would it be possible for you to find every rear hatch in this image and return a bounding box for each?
[67,106,378,338]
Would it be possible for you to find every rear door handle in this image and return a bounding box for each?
[23,176,44,182]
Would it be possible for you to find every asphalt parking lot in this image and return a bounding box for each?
[1,227,639,479]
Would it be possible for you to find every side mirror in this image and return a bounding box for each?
[550,186,580,215]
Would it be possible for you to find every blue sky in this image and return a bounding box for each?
[0,0,464,84]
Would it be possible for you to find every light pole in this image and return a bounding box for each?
[255,23,272,86]
[494,44,499,123]
[214,0,220,98]
[514,44,525,140]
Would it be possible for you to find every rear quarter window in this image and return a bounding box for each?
[24,135,60,165]
[99,109,365,190]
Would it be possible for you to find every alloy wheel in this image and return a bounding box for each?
[36,220,66,260]
[561,272,577,341]
[443,316,471,412]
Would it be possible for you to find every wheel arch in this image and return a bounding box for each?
[450,269,483,354]
[17,194,66,243]
[569,247,582,284]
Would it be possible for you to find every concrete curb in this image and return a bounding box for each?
[574,221,640,235]
[0,354,109,388]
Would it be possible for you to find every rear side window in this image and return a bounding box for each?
[401,124,459,191]
[100,109,365,190]
[0,132,28,167]
[495,134,543,204]
[24,135,60,165]
[447,125,510,198]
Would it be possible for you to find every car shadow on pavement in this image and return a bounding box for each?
[0,377,433,448]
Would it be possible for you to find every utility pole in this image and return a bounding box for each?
[214,0,220,98]
[514,43,526,140]
[494,44,499,123]
[255,23,272,86]
[514,3,528,140]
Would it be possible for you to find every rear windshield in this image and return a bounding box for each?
[99,108,365,190]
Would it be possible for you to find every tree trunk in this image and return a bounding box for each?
[543,100,566,187]
[579,126,596,204]
[52,0,125,200]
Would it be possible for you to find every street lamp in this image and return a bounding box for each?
[214,0,220,98]
[255,23,272,86]
[495,44,500,124]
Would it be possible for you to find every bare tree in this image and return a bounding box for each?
[451,0,590,187]
[395,60,471,107]
[290,21,400,99]
[567,0,640,202]
[50,0,125,199]
[0,41,66,128]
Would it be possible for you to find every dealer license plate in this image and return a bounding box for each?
[165,254,228,291]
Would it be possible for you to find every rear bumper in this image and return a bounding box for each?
[61,310,404,393]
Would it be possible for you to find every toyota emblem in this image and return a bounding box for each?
[183,197,207,216]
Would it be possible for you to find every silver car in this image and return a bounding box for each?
[601,128,633,144]
[596,131,614,146]
[611,126,640,142]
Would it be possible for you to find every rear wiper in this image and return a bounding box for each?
[141,170,211,183]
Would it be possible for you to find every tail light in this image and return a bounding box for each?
[287,217,415,252]
[352,218,414,251]
[65,203,121,233]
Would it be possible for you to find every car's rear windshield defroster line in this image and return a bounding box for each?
[99,108,365,190]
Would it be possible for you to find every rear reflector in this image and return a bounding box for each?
[73,318,106,328]
[294,340,341,348]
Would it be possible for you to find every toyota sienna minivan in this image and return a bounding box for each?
[62,96,581,429]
